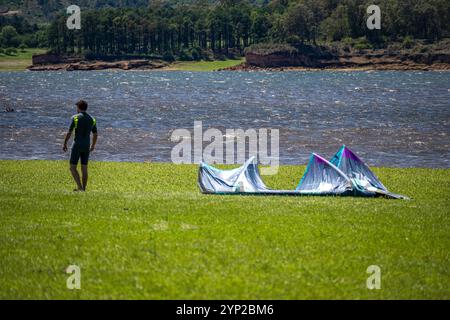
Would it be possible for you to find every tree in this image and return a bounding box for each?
[251,10,271,43]
[1,26,20,48]
[43,0,450,57]
[283,3,309,43]
[320,4,351,41]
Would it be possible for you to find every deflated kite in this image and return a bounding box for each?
[198,146,408,199]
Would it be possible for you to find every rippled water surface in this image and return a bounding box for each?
[1,71,449,167]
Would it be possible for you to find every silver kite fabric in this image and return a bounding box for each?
[198,146,409,199]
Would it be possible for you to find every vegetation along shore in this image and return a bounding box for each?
[0,1,449,71]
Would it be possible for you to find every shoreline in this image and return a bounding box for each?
[23,62,450,72]
[1,159,448,170]
[25,56,245,72]
[219,61,450,72]
[2,50,449,72]
[26,59,450,72]
[2,60,450,73]
[221,66,450,72]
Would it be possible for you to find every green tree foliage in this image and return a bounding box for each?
[0,0,448,53]
[321,4,351,41]
[0,25,20,47]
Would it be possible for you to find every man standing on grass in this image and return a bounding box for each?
[63,100,98,192]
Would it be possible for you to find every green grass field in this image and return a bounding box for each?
[166,58,244,71]
[0,160,449,299]
[0,48,46,71]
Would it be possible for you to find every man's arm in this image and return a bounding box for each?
[90,119,98,152]
[90,133,98,152]
[64,117,75,152]
[63,131,71,152]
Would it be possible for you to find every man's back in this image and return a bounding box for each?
[70,112,97,150]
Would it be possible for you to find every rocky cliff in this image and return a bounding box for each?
[29,54,168,71]
[238,43,450,71]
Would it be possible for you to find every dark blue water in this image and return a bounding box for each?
[0,71,449,167]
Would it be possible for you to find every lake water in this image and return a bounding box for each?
[0,71,449,168]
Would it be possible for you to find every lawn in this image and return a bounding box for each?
[166,58,244,71]
[0,160,448,299]
[0,48,46,71]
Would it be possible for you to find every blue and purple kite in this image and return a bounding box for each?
[198,146,408,199]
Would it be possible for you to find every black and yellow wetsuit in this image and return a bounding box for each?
[69,112,97,165]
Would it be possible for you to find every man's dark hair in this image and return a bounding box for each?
[76,100,88,111]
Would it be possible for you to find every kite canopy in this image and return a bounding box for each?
[198,146,409,199]
[198,157,270,194]
[295,153,353,195]
[330,145,387,192]
[330,145,408,199]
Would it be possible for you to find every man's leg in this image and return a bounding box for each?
[81,165,88,191]
[70,164,83,191]
[80,151,90,191]
[70,147,83,191]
